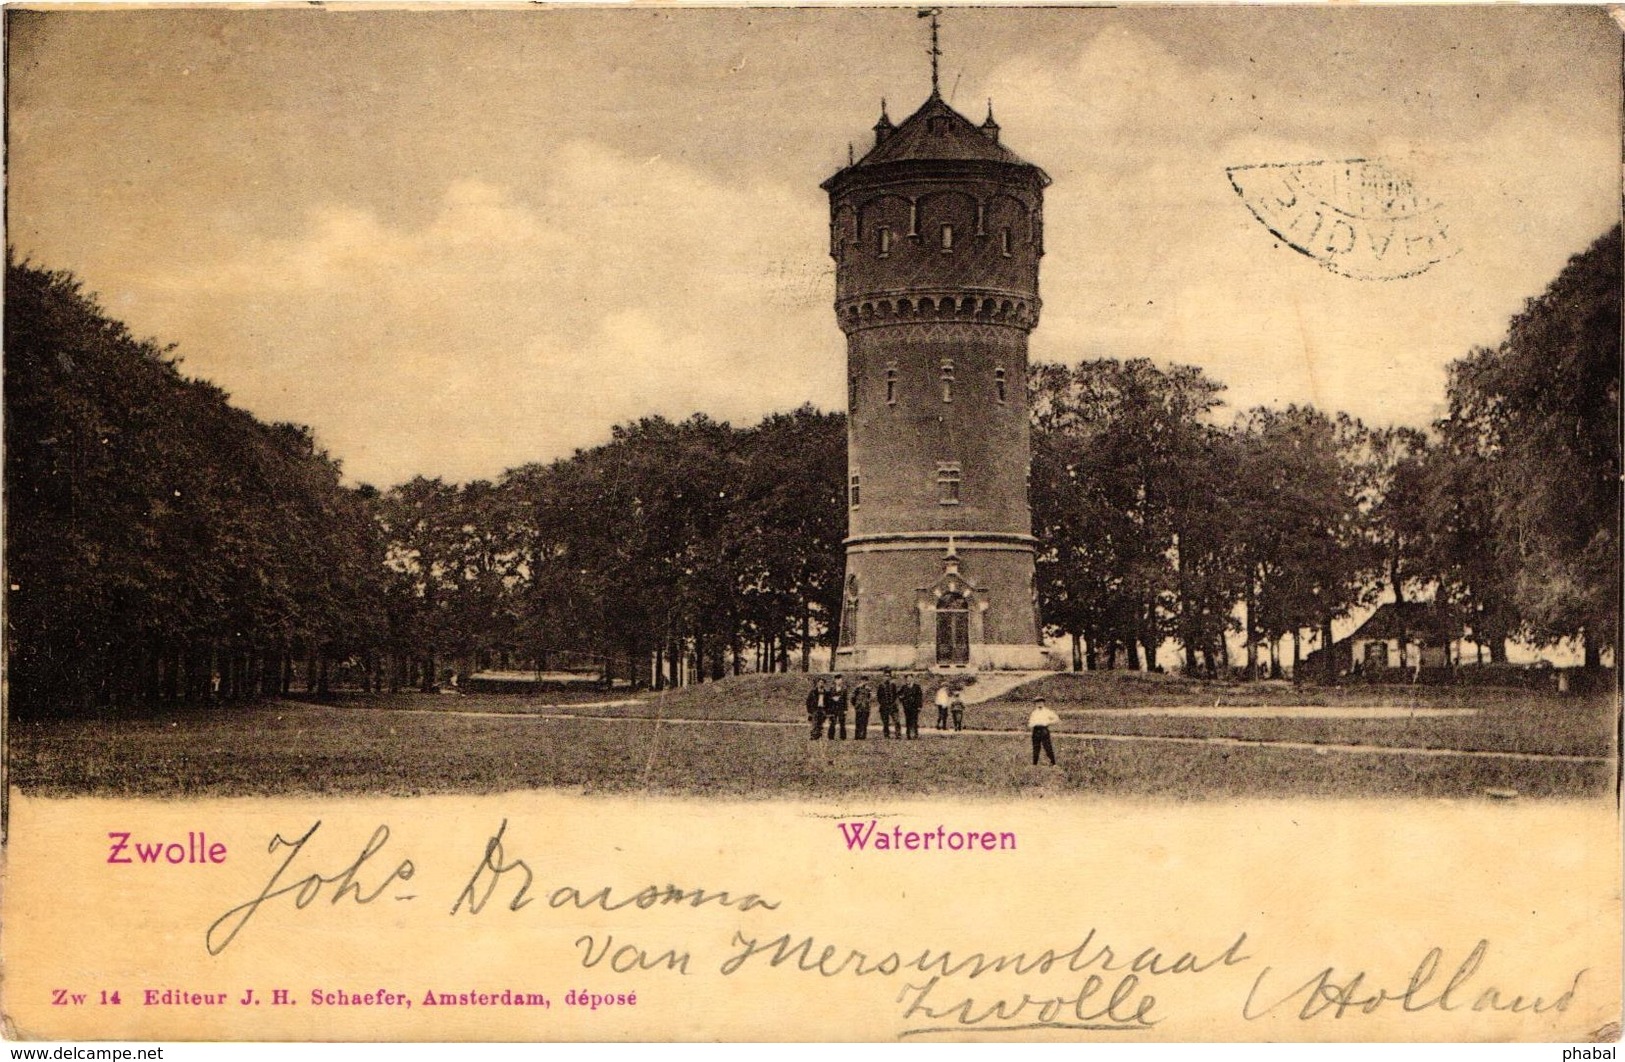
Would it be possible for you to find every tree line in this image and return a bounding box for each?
[5,226,1616,713]
[6,262,385,712]
[375,408,846,693]
[1034,226,1618,676]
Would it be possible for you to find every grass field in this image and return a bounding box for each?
[9,671,1617,800]
[340,671,1615,756]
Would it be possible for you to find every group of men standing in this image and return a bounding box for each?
[803,675,1063,766]
[805,672,926,740]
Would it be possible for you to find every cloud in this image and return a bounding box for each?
[24,13,1614,486]
[987,25,1617,429]
[122,142,841,485]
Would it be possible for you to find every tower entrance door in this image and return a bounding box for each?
[935,593,970,665]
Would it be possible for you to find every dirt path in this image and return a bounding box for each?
[954,671,1049,704]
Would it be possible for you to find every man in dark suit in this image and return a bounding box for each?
[806,678,827,740]
[826,675,849,740]
[876,670,900,739]
[851,676,873,740]
[901,675,923,739]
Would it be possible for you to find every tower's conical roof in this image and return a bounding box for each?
[853,91,1031,168]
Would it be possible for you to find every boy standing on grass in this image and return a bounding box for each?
[1028,697,1059,765]
[950,687,965,731]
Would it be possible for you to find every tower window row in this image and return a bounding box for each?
[847,465,964,508]
[875,224,1017,257]
[835,193,1042,260]
[851,362,1013,409]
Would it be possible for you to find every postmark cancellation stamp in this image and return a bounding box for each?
[1226,158,1455,280]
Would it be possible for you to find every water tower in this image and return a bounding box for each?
[823,17,1050,671]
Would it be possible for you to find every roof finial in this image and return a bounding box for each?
[918,8,942,96]
[848,142,855,166]
[873,99,895,144]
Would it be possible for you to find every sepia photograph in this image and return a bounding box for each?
[2,4,1619,1046]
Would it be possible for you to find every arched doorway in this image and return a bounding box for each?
[936,592,970,665]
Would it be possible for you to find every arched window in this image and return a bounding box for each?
[937,463,961,505]
[878,227,893,257]
[940,359,955,403]
[1001,227,1013,256]
[839,576,860,647]
[885,365,899,405]
[941,224,955,252]
[995,366,1008,404]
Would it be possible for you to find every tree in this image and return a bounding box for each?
[1358,426,1435,606]
[733,407,846,672]
[1444,225,1621,665]
[1423,423,1518,662]
[6,258,387,714]
[1234,405,1377,680]
[1030,358,1233,672]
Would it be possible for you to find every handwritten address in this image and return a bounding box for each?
[197,821,1588,1037]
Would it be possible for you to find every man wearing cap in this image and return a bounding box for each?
[1028,697,1060,765]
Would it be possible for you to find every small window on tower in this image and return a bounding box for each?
[940,360,955,403]
[1001,227,1013,256]
[995,367,1008,404]
[849,473,861,509]
[849,372,859,410]
[885,366,899,405]
[878,227,893,257]
[936,463,962,506]
[941,224,954,252]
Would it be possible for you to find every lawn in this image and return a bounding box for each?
[336,671,1617,757]
[7,672,1617,800]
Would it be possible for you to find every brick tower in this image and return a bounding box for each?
[823,71,1052,672]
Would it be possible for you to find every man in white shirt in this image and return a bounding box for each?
[1028,697,1060,765]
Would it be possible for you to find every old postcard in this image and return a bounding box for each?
[2,4,1619,1047]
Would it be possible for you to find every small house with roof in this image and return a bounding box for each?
[1305,601,1463,680]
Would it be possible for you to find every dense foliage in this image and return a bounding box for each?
[1441,226,1620,664]
[6,225,1617,711]
[376,407,845,690]
[5,262,385,712]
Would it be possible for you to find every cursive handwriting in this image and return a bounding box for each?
[1243,939,1585,1021]
[720,928,1250,980]
[205,822,415,955]
[449,818,781,916]
[896,973,1159,1035]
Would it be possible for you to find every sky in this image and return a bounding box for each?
[8,6,1620,489]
